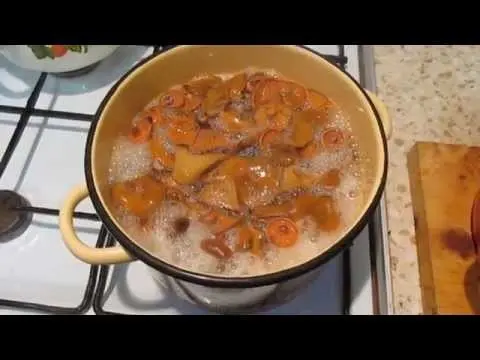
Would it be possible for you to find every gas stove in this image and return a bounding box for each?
[0,45,393,315]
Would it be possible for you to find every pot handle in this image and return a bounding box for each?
[59,183,134,265]
[365,90,392,140]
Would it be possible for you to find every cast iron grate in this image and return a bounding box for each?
[91,45,353,316]
[0,45,351,315]
[0,71,103,314]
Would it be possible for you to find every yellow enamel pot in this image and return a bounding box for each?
[59,45,391,289]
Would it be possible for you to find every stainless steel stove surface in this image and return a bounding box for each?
[0,45,393,315]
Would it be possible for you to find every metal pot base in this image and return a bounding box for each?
[177,281,304,315]
[151,266,323,315]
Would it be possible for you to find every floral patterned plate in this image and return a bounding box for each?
[0,45,120,74]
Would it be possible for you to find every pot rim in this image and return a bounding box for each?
[85,45,389,289]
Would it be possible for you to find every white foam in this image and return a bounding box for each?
[147,202,218,272]
[108,136,152,183]
[153,126,175,154]
[327,104,352,130]
[299,148,353,176]
[334,172,363,225]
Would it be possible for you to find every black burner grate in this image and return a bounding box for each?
[0,45,351,315]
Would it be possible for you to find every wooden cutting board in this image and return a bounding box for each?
[407,141,480,315]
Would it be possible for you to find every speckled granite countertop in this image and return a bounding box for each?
[373,45,480,314]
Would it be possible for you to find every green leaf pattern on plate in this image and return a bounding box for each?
[27,45,89,60]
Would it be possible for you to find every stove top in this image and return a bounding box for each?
[0,45,393,315]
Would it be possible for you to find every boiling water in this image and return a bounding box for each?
[106,73,370,277]
[108,137,152,183]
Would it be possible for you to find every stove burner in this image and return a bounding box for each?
[0,190,33,243]
[53,62,101,78]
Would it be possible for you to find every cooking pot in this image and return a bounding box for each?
[59,45,392,313]
[0,45,120,74]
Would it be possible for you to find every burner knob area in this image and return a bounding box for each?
[0,190,33,243]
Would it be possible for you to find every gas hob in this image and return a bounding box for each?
[0,45,393,315]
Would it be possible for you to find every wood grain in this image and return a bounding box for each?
[407,141,480,315]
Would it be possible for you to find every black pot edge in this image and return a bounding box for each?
[84,45,389,289]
